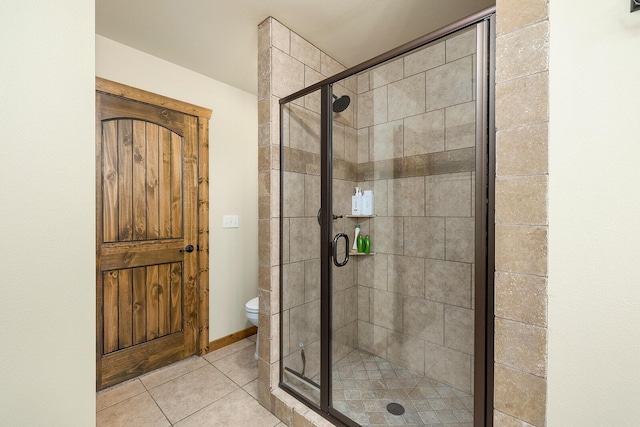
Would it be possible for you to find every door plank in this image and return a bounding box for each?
[132,121,147,240]
[118,268,133,349]
[103,270,119,354]
[158,128,172,239]
[170,132,183,238]
[101,333,185,389]
[170,262,183,333]
[146,123,160,240]
[146,265,159,341]
[132,267,147,345]
[102,121,118,243]
[158,263,171,337]
[118,120,133,241]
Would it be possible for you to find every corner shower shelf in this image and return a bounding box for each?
[349,251,376,256]
[345,214,376,218]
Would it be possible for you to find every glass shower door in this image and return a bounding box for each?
[280,90,323,406]
[330,24,481,426]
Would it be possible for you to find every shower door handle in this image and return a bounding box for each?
[332,233,349,267]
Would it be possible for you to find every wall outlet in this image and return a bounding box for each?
[222,215,239,228]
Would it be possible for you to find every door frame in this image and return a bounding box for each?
[95,78,212,387]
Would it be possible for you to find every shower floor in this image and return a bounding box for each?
[284,348,473,426]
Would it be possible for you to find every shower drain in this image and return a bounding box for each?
[386,402,405,416]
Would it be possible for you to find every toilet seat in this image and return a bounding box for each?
[245,296,259,313]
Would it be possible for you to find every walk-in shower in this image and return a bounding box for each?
[279,9,494,427]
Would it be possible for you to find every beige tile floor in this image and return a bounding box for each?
[96,335,285,427]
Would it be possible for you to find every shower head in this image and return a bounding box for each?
[332,94,351,113]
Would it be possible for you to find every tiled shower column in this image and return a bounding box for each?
[494,0,550,425]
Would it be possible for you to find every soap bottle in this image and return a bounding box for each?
[357,233,364,253]
[364,235,371,254]
[362,190,374,215]
[352,224,361,252]
[351,187,362,215]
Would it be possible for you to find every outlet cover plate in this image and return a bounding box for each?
[222,215,239,228]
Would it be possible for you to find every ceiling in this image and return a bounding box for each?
[96,0,495,95]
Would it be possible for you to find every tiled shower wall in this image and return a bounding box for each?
[351,27,477,394]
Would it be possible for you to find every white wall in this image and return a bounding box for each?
[0,2,95,426]
[96,36,259,341]
[548,1,640,424]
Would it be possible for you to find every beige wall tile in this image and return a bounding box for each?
[357,71,370,94]
[404,109,445,156]
[496,122,548,176]
[425,172,472,217]
[388,331,425,374]
[288,105,321,154]
[357,128,370,163]
[370,289,403,332]
[495,175,548,225]
[404,42,445,77]
[495,225,548,276]
[373,216,404,255]
[282,261,305,310]
[304,258,320,302]
[345,126,358,164]
[495,72,548,130]
[258,47,271,101]
[404,217,445,259]
[357,253,388,290]
[496,0,548,36]
[424,258,472,308]
[288,300,320,351]
[445,217,475,263]
[425,57,473,112]
[320,52,346,77]
[494,364,547,426]
[357,320,388,359]
[495,271,547,328]
[272,48,305,98]
[388,73,426,121]
[290,32,321,72]
[445,101,476,150]
[358,285,370,322]
[289,217,320,263]
[258,18,270,53]
[444,305,474,355]
[283,171,304,217]
[494,409,536,427]
[271,19,290,54]
[370,58,404,89]
[424,342,472,392]
[388,255,425,298]
[388,176,425,216]
[404,297,444,344]
[445,28,476,62]
[495,317,547,378]
[303,174,320,218]
[357,86,388,128]
[496,21,549,82]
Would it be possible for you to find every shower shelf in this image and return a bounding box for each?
[349,251,376,256]
[345,214,376,218]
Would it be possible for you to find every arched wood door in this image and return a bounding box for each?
[96,79,211,390]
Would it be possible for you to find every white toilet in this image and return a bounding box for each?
[245,297,259,360]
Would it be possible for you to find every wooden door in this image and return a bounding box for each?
[96,79,210,390]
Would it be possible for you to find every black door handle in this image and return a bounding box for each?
[332,233,349,267]
[180,244,195,253]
